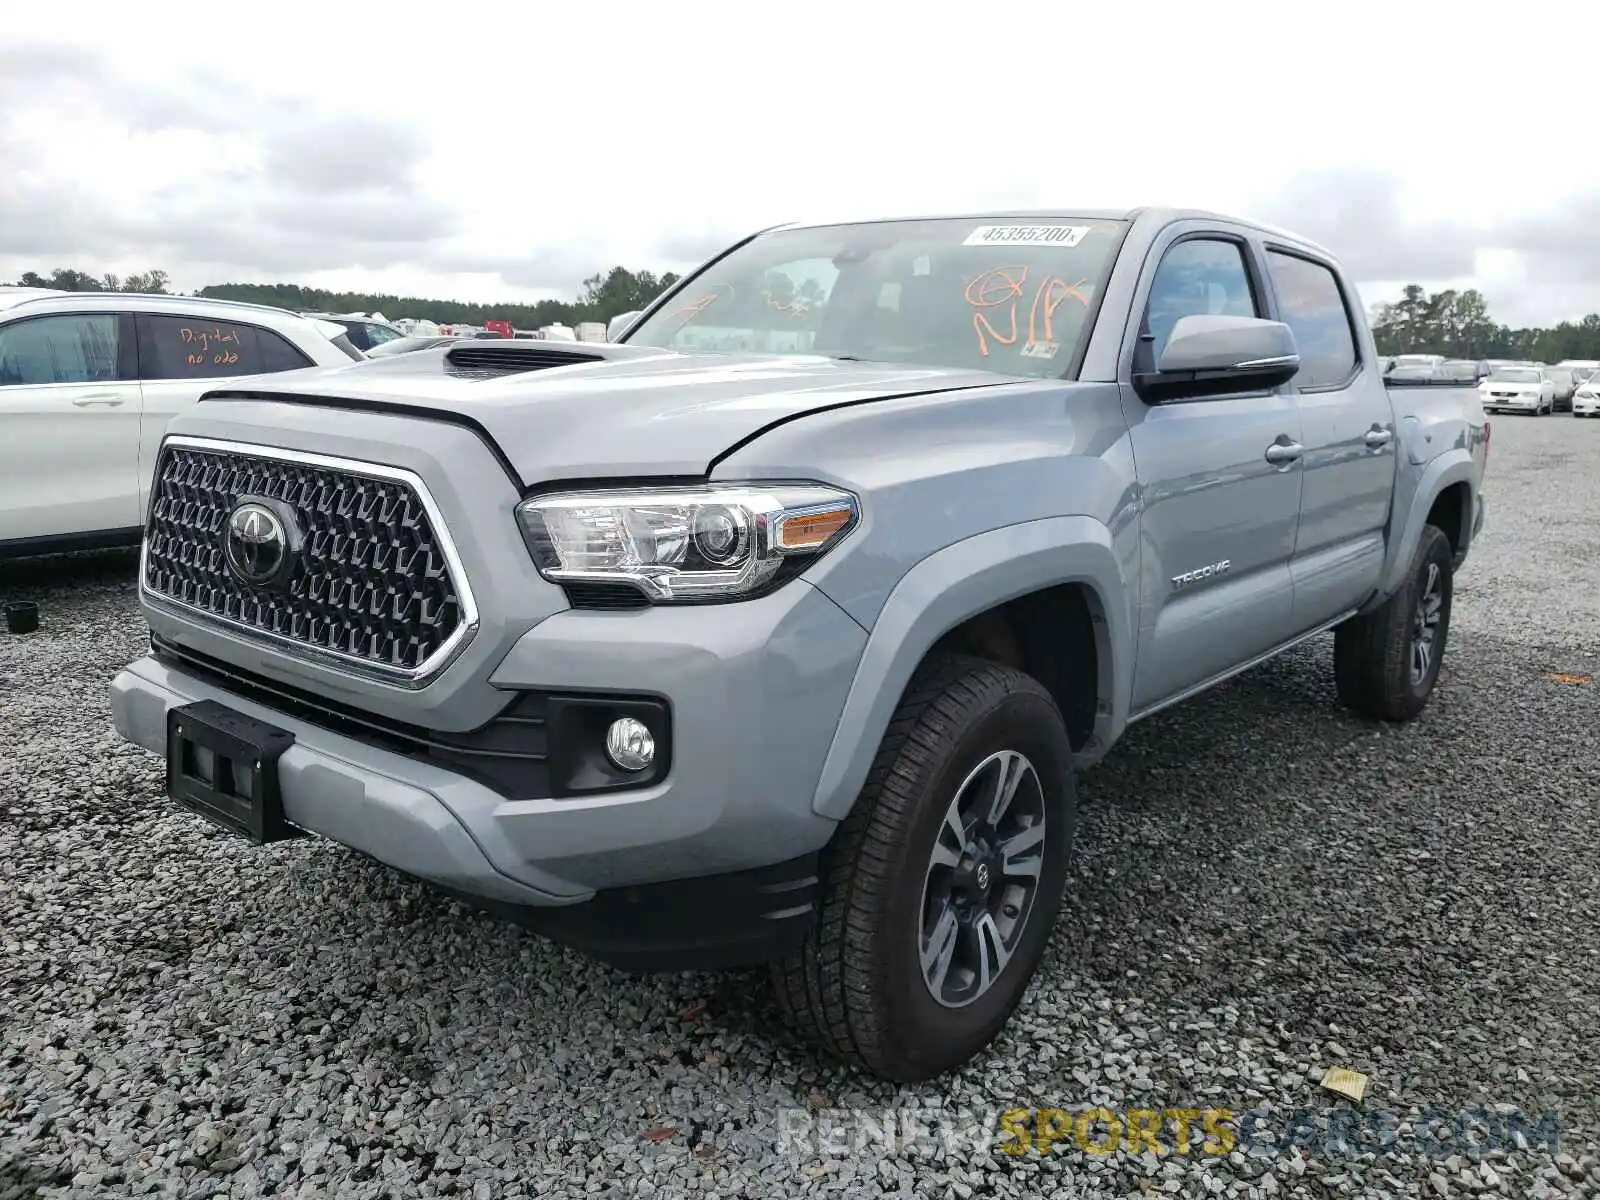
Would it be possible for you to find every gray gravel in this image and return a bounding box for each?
[3,413,1599,1199]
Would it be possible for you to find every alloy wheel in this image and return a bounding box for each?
[918,750,1048,1009]
[1410,561,1443,686]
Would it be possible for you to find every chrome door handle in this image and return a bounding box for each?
[72,394,125,408]
[1364,426,1393,450]
[1264,440,1303,467]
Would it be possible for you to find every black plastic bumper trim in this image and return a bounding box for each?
[439,852,822,973]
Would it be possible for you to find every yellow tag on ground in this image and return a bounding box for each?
[1321,1067,1369,1102]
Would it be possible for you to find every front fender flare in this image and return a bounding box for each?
[809,516,1134,820]
[1365,449,1478,611]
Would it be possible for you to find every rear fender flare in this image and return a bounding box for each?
[1366,449,1477,610]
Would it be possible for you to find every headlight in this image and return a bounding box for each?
[515,483,859,602]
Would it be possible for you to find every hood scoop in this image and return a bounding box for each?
[444,342,606,378]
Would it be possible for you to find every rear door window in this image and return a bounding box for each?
[136,314,313,381]
[1265,251,1359,390]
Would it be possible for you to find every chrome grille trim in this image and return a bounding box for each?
[138,435,480,690]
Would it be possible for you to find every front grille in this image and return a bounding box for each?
[142,441,470,678]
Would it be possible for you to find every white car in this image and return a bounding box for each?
[1478,366,1554,415]
[1574,380,1600,417]
[0,293,362,558]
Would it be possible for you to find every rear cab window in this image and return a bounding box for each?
[136,314,313,381]
[624,216,1128,378]
[1264,251,1359,390]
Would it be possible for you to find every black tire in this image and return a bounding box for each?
[1333,524,1454,722]
[771,654,1075,1082]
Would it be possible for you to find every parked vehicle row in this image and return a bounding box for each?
[1384,351,1598,415]
[109,205,1489,1082]
[300,311,407,352]
[365,334,465,358]
[0,292,363,557]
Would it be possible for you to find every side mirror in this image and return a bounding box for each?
[1136,315,1301,402]
[606,310,642,342]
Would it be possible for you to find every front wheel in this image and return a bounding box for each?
[1333,525,1454,721]
[772,655,1075,1082]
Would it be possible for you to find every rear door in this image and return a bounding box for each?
[1121,225,1306,713]
[134,313,315,519]
[0,311,141,545]
[1262,248,1395,629]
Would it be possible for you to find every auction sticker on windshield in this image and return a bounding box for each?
[962,224,1091,248]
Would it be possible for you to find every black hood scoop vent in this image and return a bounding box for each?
[444,342,606,378]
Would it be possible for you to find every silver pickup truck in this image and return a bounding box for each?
[110,208,1489,1082]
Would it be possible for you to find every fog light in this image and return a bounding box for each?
[604,716,655,772]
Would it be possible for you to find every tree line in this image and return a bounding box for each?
[1370,285,1600,362]
[1,265,681,326]
[8,268,173,295]
[10,264,1600,359]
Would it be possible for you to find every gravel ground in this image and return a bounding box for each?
[3,413,1599,1199]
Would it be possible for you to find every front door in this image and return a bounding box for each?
[1263,248,1395,629]
[0,312,141,545]
[1122,230,1305,713]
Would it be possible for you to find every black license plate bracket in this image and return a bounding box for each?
[166,700,300,844]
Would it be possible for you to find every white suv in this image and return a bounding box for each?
[0,292,362,557]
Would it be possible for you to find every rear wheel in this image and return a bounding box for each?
[772,655,1075,1082]
[1333,525,1454,721]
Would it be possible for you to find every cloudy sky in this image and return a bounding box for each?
[2,1,1592,327]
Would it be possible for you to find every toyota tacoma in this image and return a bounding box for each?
[111,207,1489,1082]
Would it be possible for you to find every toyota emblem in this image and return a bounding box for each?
[975,862,991,891]
[224,500,292,587]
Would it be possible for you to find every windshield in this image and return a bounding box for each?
[1438,360,1483,380]
[624,217,1128,378]
[1489,368,1541,383]
[1394,354,1439,366]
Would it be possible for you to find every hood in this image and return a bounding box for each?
[198,342,1026,486]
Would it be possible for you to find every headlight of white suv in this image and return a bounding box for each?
[515,483,860,602]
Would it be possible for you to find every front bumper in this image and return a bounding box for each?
[1574,396,1599,416]
[1481,394,1540,412]
[112,578,867,909]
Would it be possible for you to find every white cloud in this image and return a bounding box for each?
[1,0,1594,324]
